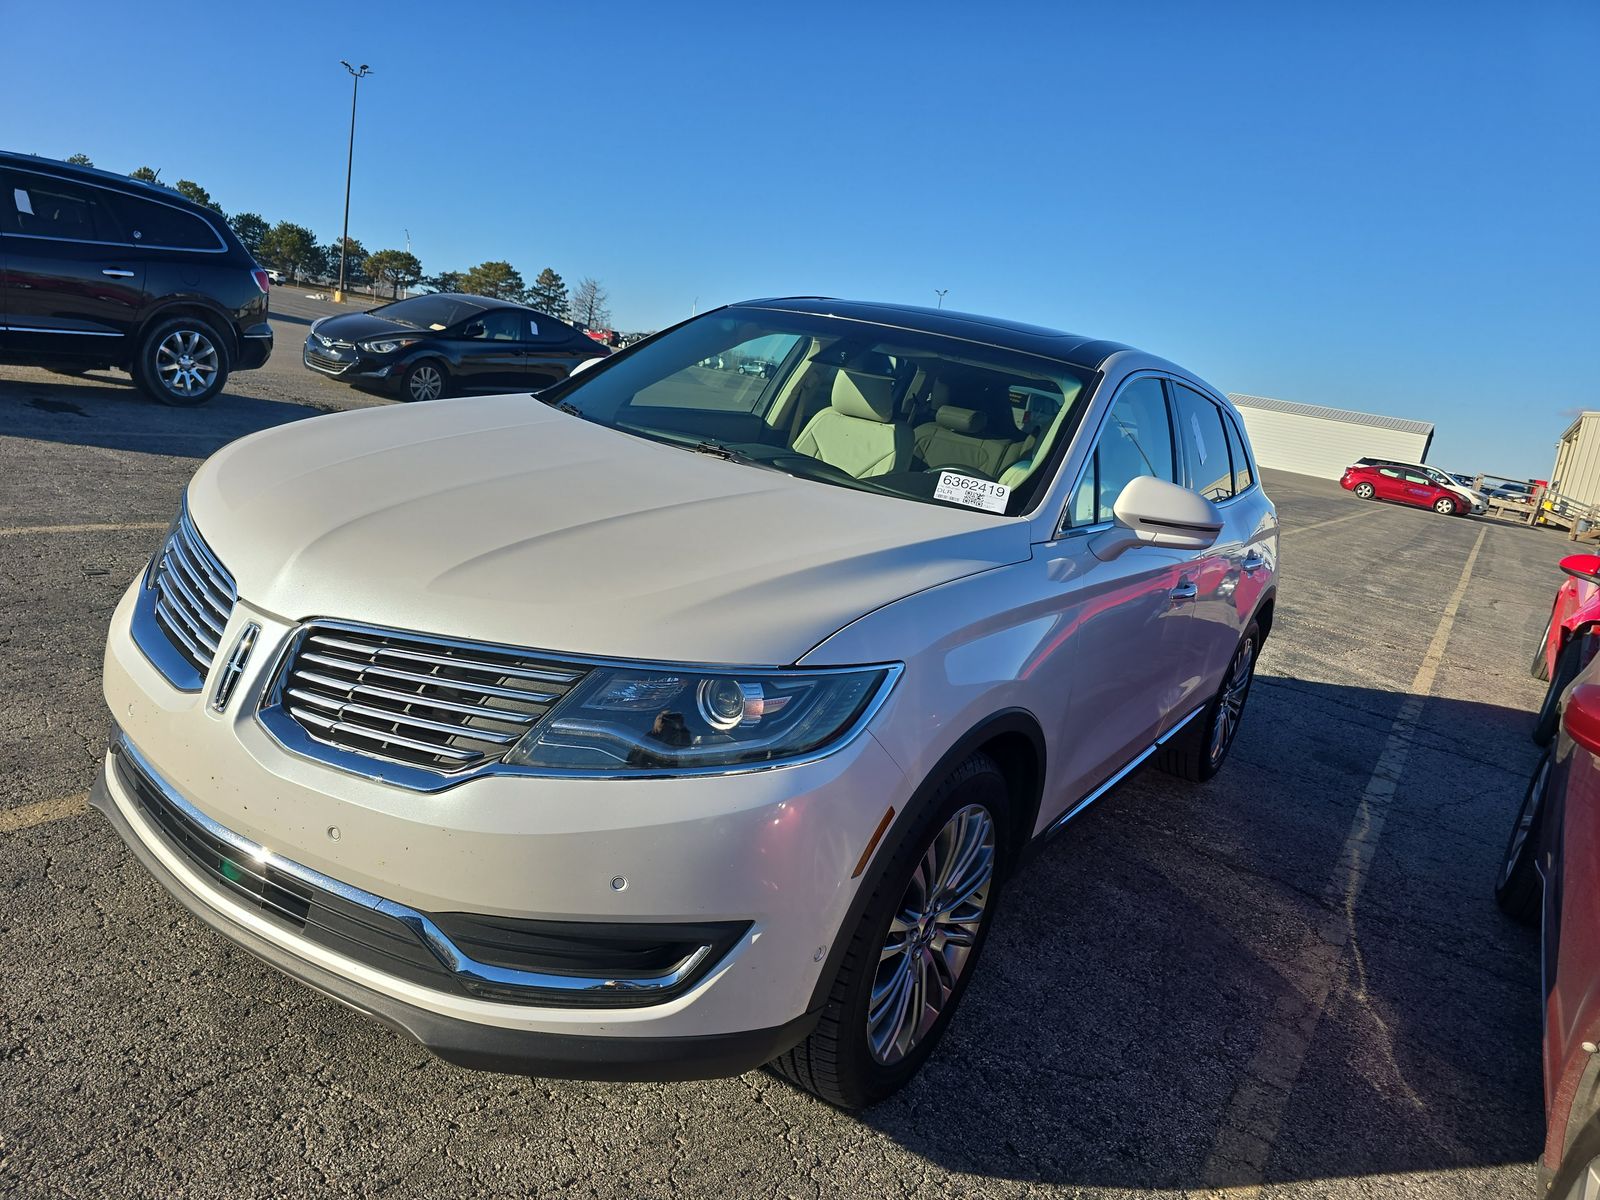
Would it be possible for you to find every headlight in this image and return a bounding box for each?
[501,664,898,773]
[357,336,421,354]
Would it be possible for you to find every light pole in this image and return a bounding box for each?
[335,60,371,303]
[934,289,948,309]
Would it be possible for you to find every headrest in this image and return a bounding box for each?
[832,370,896,423]
[935,406,987,435]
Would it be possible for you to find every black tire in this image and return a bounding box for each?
[1535,633,1589,747]
[1156,622,1261,783]
[133,316,230,406]
[401,359,449,402]
[1534,618,1554,681]
[1354,482,1375,499]
[769,753,1008,1109]
[1495,753,1548,924]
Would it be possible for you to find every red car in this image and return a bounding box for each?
[1532,554,1600,745]
[1499,587,1600,1193]
[1340,463,1468,516]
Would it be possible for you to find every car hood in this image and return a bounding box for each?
[187,394,1031,664]
[309,312,420,343]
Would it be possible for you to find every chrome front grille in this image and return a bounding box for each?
[304,347,354,375]
[273,624,588,773]
[151,511,237,677]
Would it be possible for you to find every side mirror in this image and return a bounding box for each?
[1091,476,1223,562]
[567,357,605,379]
[1562,554,1600,584]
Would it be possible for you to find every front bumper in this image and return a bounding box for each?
[99,575,906,1070]
[91,745,817,1079]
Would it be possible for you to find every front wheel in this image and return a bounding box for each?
[1354,482,1375,499]
[134,317,229,406]
[769,754,1006,1108]
[1495,753,1548,924]
[1434,497,1458,515]
[401,359,448,402]
[1157,622,1260,782]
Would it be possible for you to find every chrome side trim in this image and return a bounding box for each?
[1045,702,1208,837]
[111,736,713,998]
[256,616,904,792]
[3,325,124,336]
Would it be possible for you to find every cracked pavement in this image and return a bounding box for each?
[0,325,1565,1196]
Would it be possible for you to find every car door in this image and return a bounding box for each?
[0,168,146,360]
[1373,467,1407,501]
[1397,468,1437,508]
[1170,382,1248,693]
[520,315,598,390]
[1051,375,1199,797]
[451,308,526,390]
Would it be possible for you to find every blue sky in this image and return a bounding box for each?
[3,1,1595,477]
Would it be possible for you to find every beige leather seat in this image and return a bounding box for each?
[912,380,1035,479]
[793,369,911,479]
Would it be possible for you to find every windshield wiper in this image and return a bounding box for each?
[687,439,754,463]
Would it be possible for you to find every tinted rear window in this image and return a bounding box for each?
[2,170,124,242]
[107,191,223,250]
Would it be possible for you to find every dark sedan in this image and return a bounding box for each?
[302,293,608,401]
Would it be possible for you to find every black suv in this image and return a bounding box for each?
[0,152,271,405]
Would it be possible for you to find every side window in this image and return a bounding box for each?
[463,310,523,341]
[104,191,221,250]
[2,170,124,242]
[1222,409,1253,493]
[1070,377,1177,525]
[1172,383,1234,502]
[1378,467,1401,480]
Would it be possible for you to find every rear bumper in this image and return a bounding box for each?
[91,752,818,1080]
[237,323,273,370]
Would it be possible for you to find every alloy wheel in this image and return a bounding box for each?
[408,364,444,401]
[1208,637,1256,766]
[868,803,996,1066]
[156,329,219,398]
[1564,1155,1600,1200]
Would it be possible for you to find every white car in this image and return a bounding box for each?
[93,298,1279,1108]
[262,268,285,286]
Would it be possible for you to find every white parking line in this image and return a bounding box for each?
[1284,509,1379,536]
[0,520,167,537]
[0,792,88,834]
[1198,525,1487,1195]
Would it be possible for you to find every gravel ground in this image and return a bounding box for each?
[0,338,1565,1197]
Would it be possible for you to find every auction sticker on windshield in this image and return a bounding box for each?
[934,471,1010,513]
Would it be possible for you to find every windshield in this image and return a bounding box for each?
[368,295,485,331]
[541,307,1094,517]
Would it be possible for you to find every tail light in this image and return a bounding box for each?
[250,269,271,294]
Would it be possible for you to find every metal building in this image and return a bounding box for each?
[1551,412,1600,508]
[1227,393,1435,480]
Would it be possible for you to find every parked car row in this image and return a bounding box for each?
[1340,462,1473,515]
[90,296,1278,1109]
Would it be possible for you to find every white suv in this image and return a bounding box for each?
[94,298,1278,1108]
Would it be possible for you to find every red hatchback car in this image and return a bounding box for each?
[1340,464,1468,516]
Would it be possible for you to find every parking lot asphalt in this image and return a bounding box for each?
[0,346,1564,1198]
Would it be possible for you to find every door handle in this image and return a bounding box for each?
[1169,580,1198,603]
[1242,553,1267,574]
[101,268,135,278]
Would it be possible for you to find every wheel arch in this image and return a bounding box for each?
[804,708,1046,1013]
[135,302,239,362]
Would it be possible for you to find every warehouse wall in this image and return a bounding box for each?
[1233,407,1432,480]
[1552,414,1600,508]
